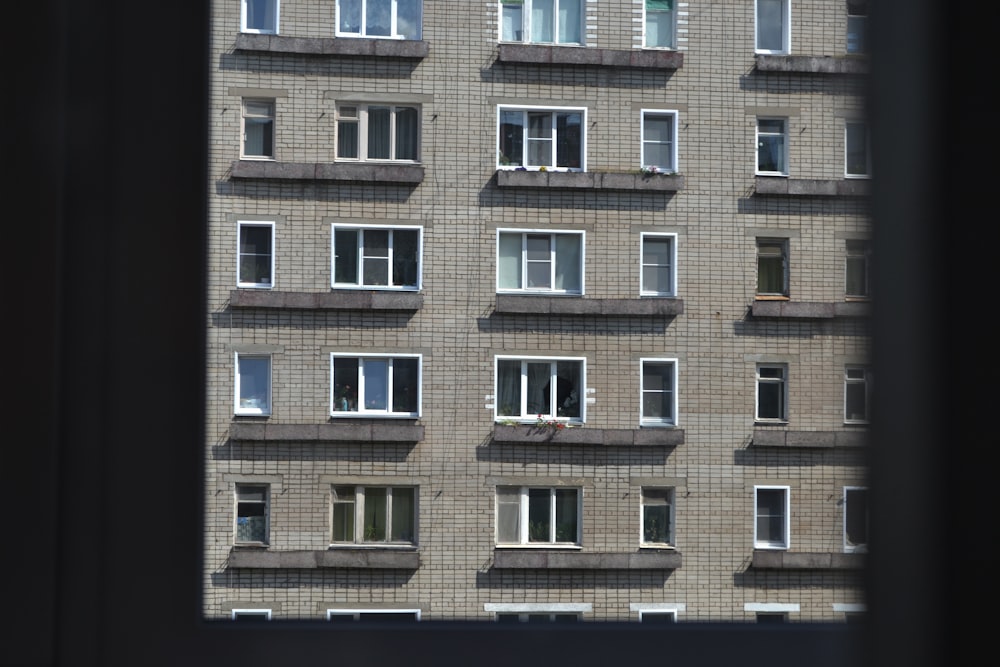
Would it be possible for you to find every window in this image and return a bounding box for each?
[640,233,676,297]
[846,0,867,53]
[331,354,421,417]
[640,359,677,427]
[332,225,421,290]
[845,121,871,177]
[231,609,271,621]
[845,240,872,298]
[497,106,586,171]
[500,0,583,45]
[755,0,790,54]
[336,104,420,162]
[234,484,269,544]
[756,612,788,623]
[641,110,678,172]
[235,353,271,416]
[644,0,676,48]
[494,356,584,422]
[756,117,788,175]
[241,0,278,34]
[496,230,583,294]
[241,99,274,159]
[755,363,787,422]
[639,610,677,623]
[237,221,274,288]
[331,485,417,545]
[754,486,790,549]
[756,238,788,297]
[496,486,581,545]
[496,612,581,623]
[640,487,675,547]
[327,609,421,622]
[843,486,869,553]
[844,365,872,424]
[337,0,422,39]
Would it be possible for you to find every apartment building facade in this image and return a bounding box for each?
[205,0,871,623]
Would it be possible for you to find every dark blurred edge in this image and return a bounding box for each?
[7,0,987,665]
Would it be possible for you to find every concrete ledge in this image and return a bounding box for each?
[234,33,429,58]
[751,300,871,319]
[752,429,868,448]
[751,549,865,570]
[754,53,869,74]
[228,548,419,569]
[493,424,683,447]
[229,422,424,443]
[755,176,871,197]
[496,295,683,316]
[230,160,424,184]
[496,170,683,191]
[497,44,682,69]
[230,289,423,311]
[493,549,681,569]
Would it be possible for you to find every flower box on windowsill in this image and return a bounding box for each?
[492,424,684,446]
[496,169,683,191]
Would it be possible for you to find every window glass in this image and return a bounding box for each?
[641,360,675,425]
[331,356,420,416]
[756,0,787,53]
[238,223,273,287]
[756,365,786,421]
[236,354,270,415]
[757,118,787,174]
[242,100,274,159]
[845,240,871,298]
[498,107,584,170]
[755,487,787,548]
[235,485,268,543]
[642,112,675,171]
[641,235,674,296]
[845,122,870,176]
[645,0,675,48]
[497,231,582,294]
[243,0,278,33]
[641,488,673,545]
[844,487,869,551]
[756,240,787,296]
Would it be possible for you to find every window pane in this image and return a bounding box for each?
[244,117,273,157]
[527,488,551,542]
[642,362,673,421]
[526,362,552,416]
[553,234,581,292]
[555,361,580,418]
[496,360,522,417]
[390,487,415,542]
[527,113,553,166]
[499,111,524,166]
[339,0,362,33]
[366,0,391,36]
[496,486,521,543]
[391,357,419,413]
[555,112,581,168]
[757,0,785,51]
[498,233,523,289]
[333,357,359,412]
[644,114,673,143]
[334,229,359,285]
[246,0,277,32]
[239,225,272,285]
[645,2,674,48]
[757,381,783,419]
[397,0,422,39]
[642,237,672,294]
[558,0,582,44]
[502,2,523,41]
[643,504,670,543]
[554,489,577,542]
[368,107,391,159]
[757,133,784,173]
[362,229,390,286]
[525,234,552,289]
[331,486,356,541]
[845,489,869,547]
[846,122,869,175]
[238,356,269,411]
[641,612,676,624]
[756,489,785,544]
[364,487,388,541]
[845,380,867,421]
[392,230,419,287]
[338,119,359,158]
[532,0,554,42]
[362,358,388,410]
[394,107,419,160]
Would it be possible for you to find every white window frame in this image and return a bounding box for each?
[756,117,788,176]
[486,603,591,623]
[643,0,677,49]
[240,0,279,34]
[498,0,585,45]
[335,103,421,163]
[237,221,275,289]
[640,110,679,173]
[331,224,423,291]
[756,238,789,297]
[639,358,678,427]
[844,365,872,424]
[231,609,272,620]
[330,353,422,418]
[755,363,788,422]
[327,609,422,621]
[335,0,423,40]
[496,229,585,295]
[845,240,872,299]
[755,0,790,54]
[330,485,418,546]
[495,486,582,546]
[845,121,872,178]
[497,105,587,172]
[846,0,867,54]
[640,233,677,297]
[639,487,675,547]
[235,352,272,416]
[241,98,275,160]
[754,485,790,550]
[234,483,270,545]
[493,355,586,423]
[843,486,869,553]
[630,603,685,622]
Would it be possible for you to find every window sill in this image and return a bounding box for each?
[230,289,423,311]
[492,424,684,447]
[496,169,683,191]
[750,300,872,319]
[229,421,424,443]
[754,176,871,197]
[754,53,869,75]
[234,33,429,58]
[495,295,683,316]
[497,43,683,69]
[751,428,868,449]
[230,160,424,184]
[492,549,682,570]
[750,549,865,570]
[228,547,420,569]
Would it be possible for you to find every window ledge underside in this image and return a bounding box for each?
[492,549,682,570]
[230,289,423,311]
[229,422,424,443]
[750,549,865,570]
[493,424,684,447]
[754,53,869,74]
[234,33,429,58]
[498,43,683,69]
[228,547,420,569]
[230,160,424,184]
[750,300,871,319]
[496,295,683,316]
[497,169,683,191]
[754,176,870,197]
[751,429,867,448]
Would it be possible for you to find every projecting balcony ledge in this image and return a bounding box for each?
[754,176,870,197]
[754,53,869,74]
[493,549,682,570]
[751,300,872,319]
[751,549,865,570]
[751,429,867,448]
[229,289,423,311]
[230,160,424,184]
[234,33,429,58]
[498,43,683,69]
[496,295,683,316]
[493,424,684,447]
[496,169,684,191]
[228,547,420,569]
[229,422,424,443]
